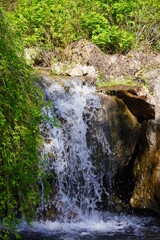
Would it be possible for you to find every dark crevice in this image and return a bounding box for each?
[114,142,140,204]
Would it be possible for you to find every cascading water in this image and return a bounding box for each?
[40,76,110,221]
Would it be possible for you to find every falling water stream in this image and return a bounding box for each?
[19,76,160,240]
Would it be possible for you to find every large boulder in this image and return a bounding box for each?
[85,93,141,189]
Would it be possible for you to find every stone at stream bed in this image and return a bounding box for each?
[98,85,155,122]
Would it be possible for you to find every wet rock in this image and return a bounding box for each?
[98,85,155,122]
[130,121,160,213]
[100,94,141,171]
[45,139,52,144]
[86,93,141,186]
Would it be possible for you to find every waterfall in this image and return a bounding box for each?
[40,76,111,221]
[19,76,158,239]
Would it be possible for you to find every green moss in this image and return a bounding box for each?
[96,78,137,88]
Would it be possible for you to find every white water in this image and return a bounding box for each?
[40,76,110,220]
[20,212,157,240]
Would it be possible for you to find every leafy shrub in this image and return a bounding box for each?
[7,0,141,53]
[6,0,160,53]
[92,26,135,53]
[0,8,49,234]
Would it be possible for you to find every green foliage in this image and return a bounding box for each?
[5,0,136,53]
[134,0,160,49]
[5,0,160,53]
[0,7,50,235]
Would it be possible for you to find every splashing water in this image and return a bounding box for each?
[40,76,110,220]
[20,212,159,240]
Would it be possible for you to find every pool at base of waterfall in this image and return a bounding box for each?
[18,212,160,240]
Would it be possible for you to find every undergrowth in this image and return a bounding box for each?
[5,0,160,53]
[0,7,50,238]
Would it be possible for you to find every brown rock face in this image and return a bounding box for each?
[86,93,141,181]
[98,85,155,122]
[130,121,160,213]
